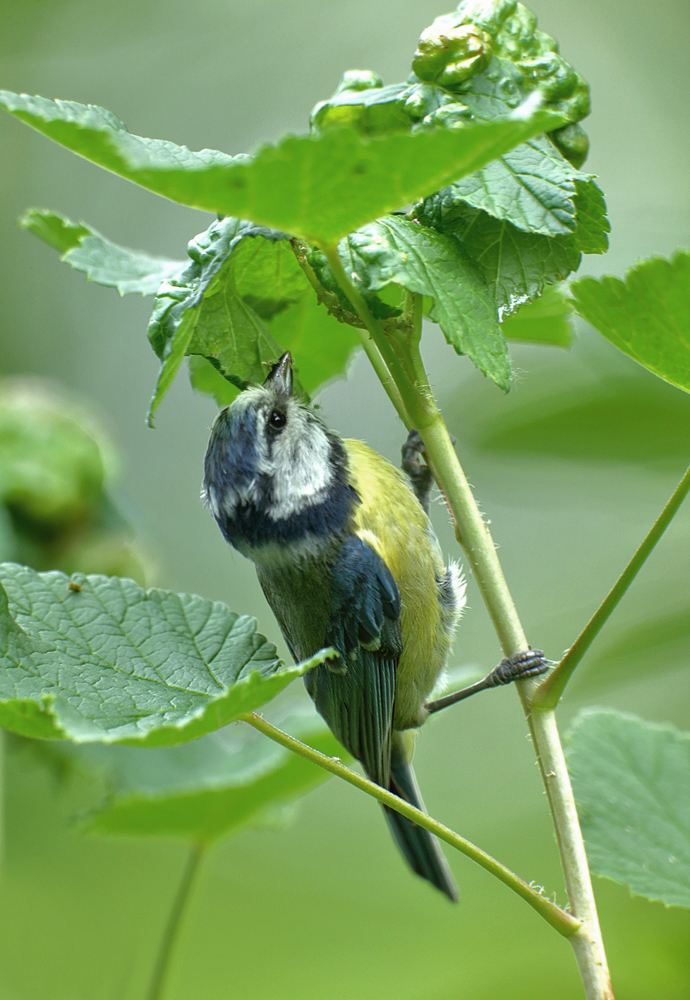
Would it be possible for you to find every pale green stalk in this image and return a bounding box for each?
[353,327,410,426]
[321,246,419,424]
[241,712,579,936]
[534,460,690,710]
[293,240,409,423]
[146,841,205,1000]
[320,255,615,1000]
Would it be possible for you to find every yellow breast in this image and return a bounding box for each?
[344,439,459,729]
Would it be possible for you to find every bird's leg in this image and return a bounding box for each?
[425,650,550,715]
[401,429,434,515]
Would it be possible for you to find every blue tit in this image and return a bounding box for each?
[203,352,465,901]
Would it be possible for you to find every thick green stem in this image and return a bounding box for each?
[321,244,429,425]
[534,460,690,711]
[291,239,409,422]
[241,712,579,937]
[146,841,205,1000]
[321,256,614,998]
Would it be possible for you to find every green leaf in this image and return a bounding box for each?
[20,208,184,296]
[416,179,608,315]
[571,251,690,395]
[188,302,360,405]
[311,82,411,135]
[147,217,292,421]
[67,702,346,842]
[445,205,579,314]
[0,90,564,244]
[338,215,510,390]
[413,59,590,238]
[19,207,91,252]
[501,283,574,347]
[568,710,690,909]
[146,217,293,361]
[433,134,582,236]
[186,289,285,392]
[149,216,363,416]
[0,563,329,746]
[229,230,309,319]
[148,307,200,426]
[568,179,610,255]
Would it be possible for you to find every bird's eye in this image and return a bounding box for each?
[268,409,286,430]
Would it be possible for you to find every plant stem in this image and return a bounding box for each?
[146,841,205,1000]
[534,459,690,710]
[354,327,410,426]
[291,238,409,422]
[321,244,425,425]
[322,258,615,999]
[525,708,613,998]
[241,712,580,937]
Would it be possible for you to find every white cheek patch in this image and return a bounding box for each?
[267,411,334,520]
[208,390,337,523]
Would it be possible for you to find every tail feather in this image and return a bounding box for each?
[384,749,458,903]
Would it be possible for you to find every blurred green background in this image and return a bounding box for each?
[1,0,690,997]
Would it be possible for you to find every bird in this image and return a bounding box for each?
[203,352,546,901]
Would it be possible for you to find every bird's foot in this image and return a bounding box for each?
[425,650,550,715]
[486,649,550,687]
[401,429,433,513]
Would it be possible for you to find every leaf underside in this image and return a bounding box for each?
[46,701,347,843]
[568,709,690,909]
[571,250,690,395]
[0,90,564,244]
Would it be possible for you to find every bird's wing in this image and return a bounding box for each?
[308,533,402,788]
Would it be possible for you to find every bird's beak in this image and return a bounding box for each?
[264,352,294,397]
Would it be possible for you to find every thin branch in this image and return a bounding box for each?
[146,841,205,1000]
[534,459,690,710]
[241,711,580,937]
[354,326,410,427]
[290,238,409,421]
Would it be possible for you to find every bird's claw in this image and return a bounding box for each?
[401,430,434,513]
[489,649,550,687]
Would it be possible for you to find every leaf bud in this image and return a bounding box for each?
[520,52,577,101]
[454,0,517,38]
[552,76,591,122]
[402,84,440,121]
[419,101,472,130]
[412,15,493,89]
[333,70,384,96]
[493,4,539,59]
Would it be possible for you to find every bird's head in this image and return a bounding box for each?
[203,353,354,558]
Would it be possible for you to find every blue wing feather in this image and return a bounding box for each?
[305,534,402,787]
[326,534,401,655]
